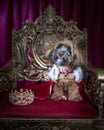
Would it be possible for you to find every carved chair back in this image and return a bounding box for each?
[12,5,100,112]
[12,5,87,81]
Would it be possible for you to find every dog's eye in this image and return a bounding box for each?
[56,44,64,49]
[67,52,71,56]
[67,47,71,53]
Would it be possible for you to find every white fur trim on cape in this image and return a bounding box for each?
[47,64,59,81]
[73,67,84,82]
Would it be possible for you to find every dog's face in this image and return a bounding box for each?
[49,44,73,66]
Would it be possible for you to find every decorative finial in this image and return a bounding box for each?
[43,5,56,20]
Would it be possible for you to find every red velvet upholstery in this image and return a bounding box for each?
[0,95,98,118]
[0,81,98,119]
[17,81,52,99]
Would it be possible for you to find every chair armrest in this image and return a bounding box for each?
[83,67,104,118]
[97,68,104,118]
[97,68,104,82]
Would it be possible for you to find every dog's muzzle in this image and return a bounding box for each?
[58,51,65,58]
[56,58,63,65]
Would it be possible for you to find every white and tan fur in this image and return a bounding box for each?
[46,39,84,101]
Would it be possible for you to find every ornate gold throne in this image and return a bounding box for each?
[0,5,104,130]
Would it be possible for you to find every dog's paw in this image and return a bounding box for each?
[51,94,62,100]
[68,94,83,102]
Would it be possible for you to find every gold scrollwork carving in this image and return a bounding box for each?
[0,119,97,130]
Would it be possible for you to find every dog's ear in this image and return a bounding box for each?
[45,47,53,59]
[69,54,77,69]
[48,50,54,61]
[70,44,83,69]
[72,51,83,67]
[45,49,55,64]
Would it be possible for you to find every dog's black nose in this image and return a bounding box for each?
[59,52,64,57]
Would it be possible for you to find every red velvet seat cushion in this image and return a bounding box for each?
[0,81,98,119]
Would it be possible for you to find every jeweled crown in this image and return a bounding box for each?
[9,88,34,105]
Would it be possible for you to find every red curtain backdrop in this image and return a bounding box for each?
[0,0,104,68]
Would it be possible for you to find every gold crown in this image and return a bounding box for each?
[9,88,35,105]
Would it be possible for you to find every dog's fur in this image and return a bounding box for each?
[46,39,84,102]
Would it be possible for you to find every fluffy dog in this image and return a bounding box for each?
[46,39,84,102]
